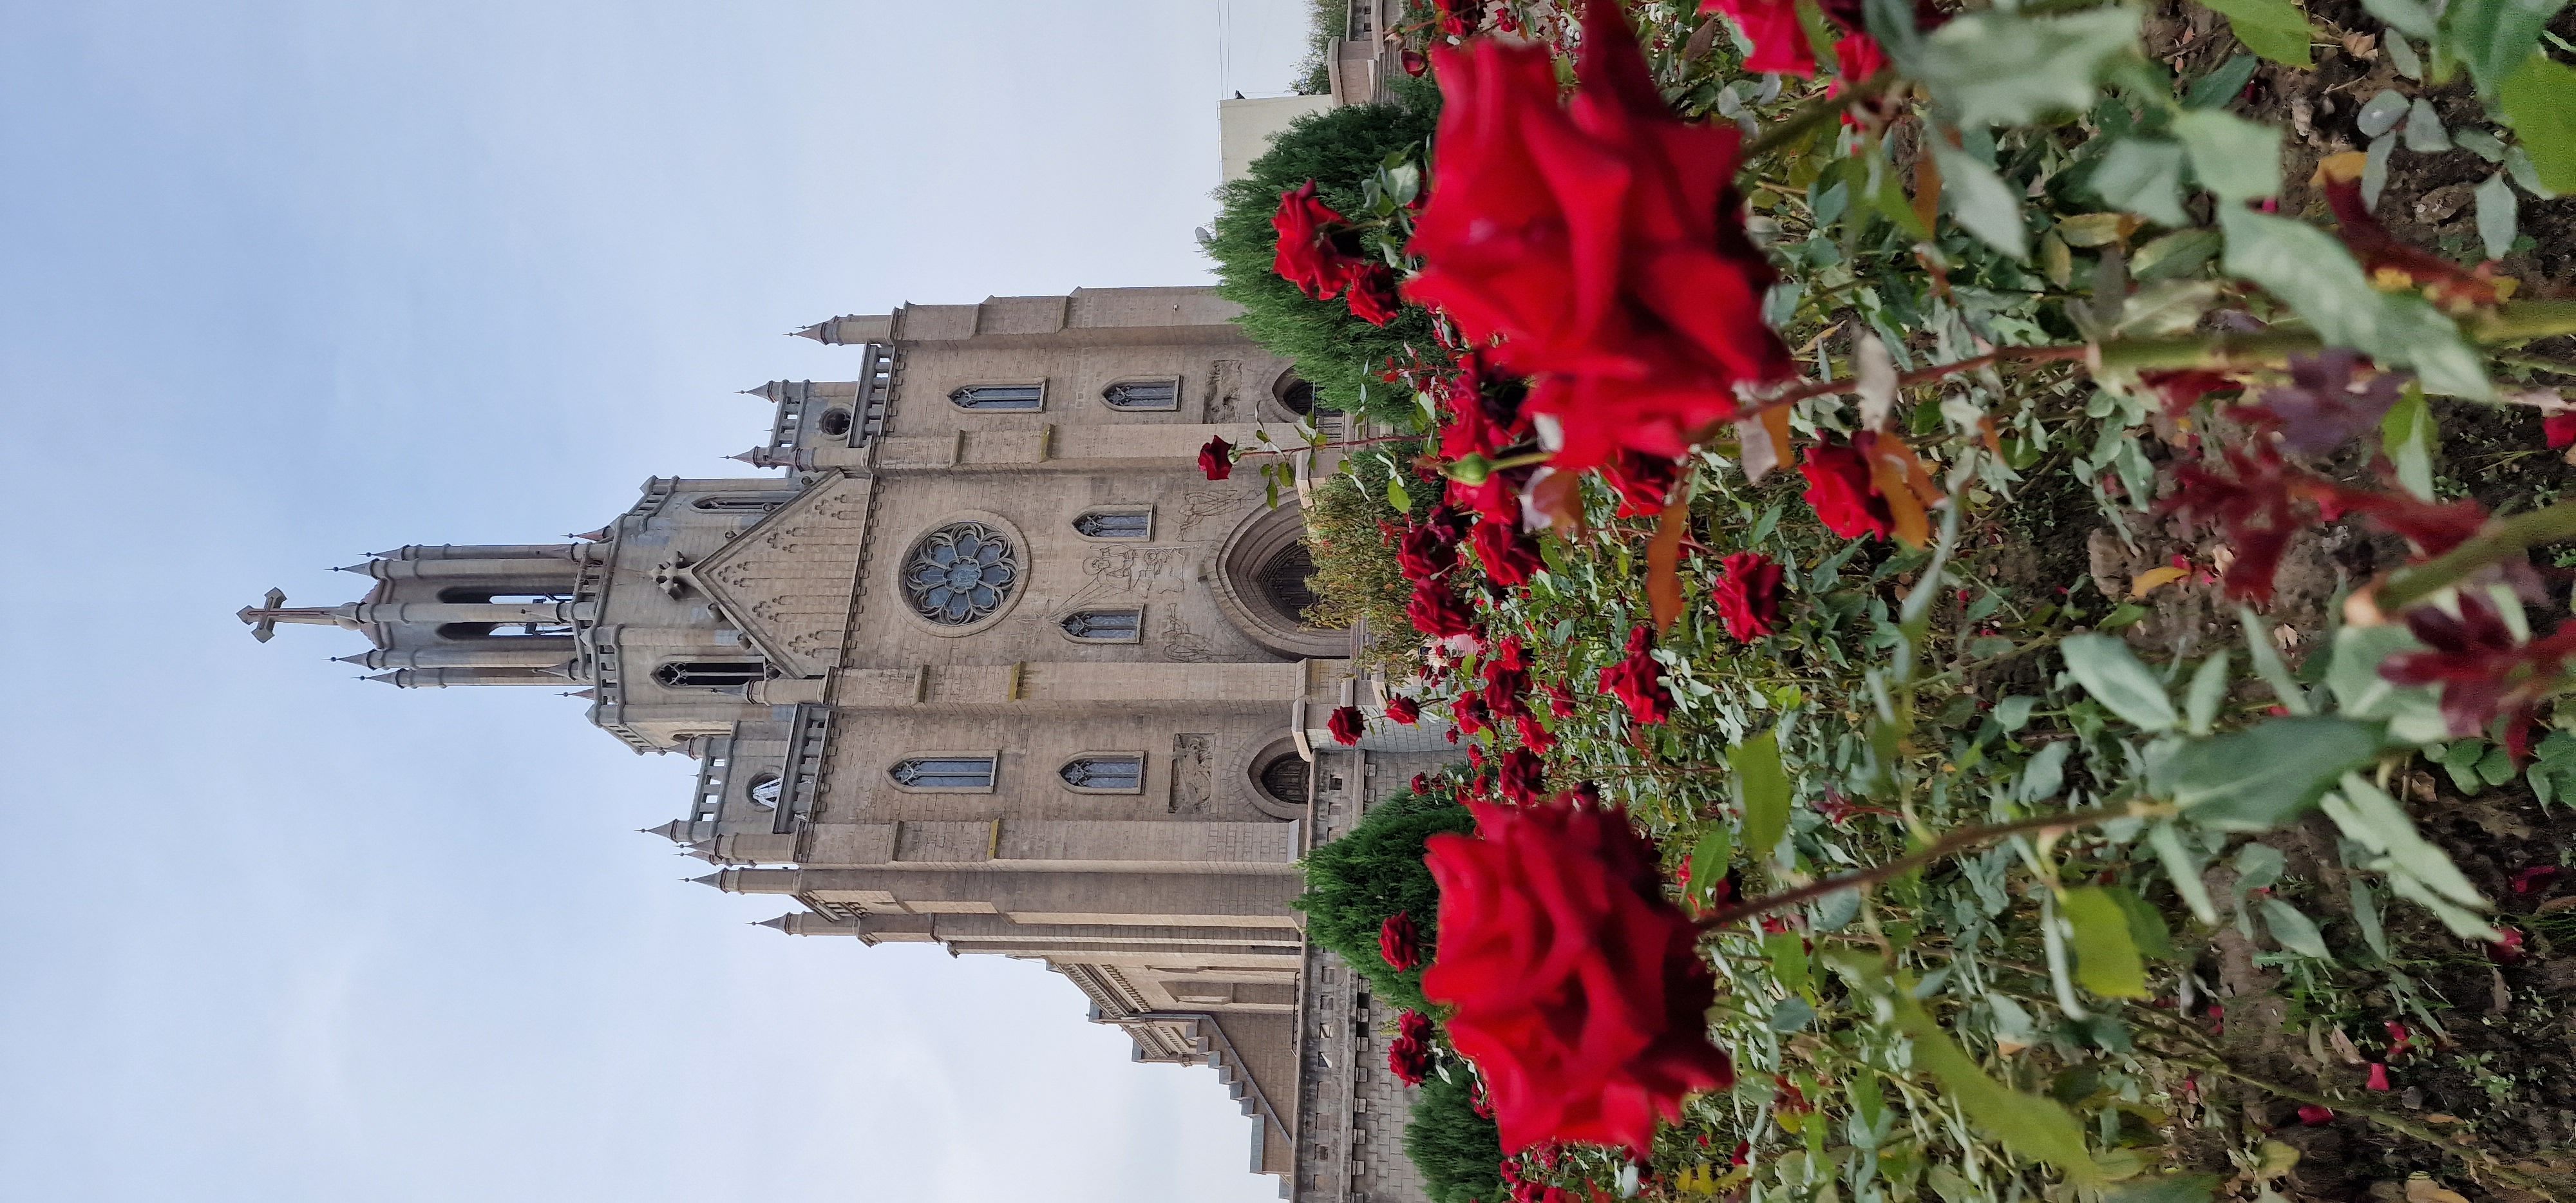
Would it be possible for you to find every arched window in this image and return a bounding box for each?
[1073,510,1151,539]
[949,384,1044,412]
[654,661,767,688]
[746,774,783,809]
[901,522,1021,625]
[694,495,793,513]
[890,755,997,791]
[1059,609,1143,642]
[1060,754,1145,793]
[1101,379,1178,410]
[1256,544,1321,618]
[1258,755,1311,808]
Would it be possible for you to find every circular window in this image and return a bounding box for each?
[1257,755,1311,808]
[902,522,1022,625]
[817,408,853,437]
[747,773,783,808]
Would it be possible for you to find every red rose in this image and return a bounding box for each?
[1453,691,1492,737]
[1381,911,1425,971]
[1408,579,1481,639]
[1402,50,1430,77]
[1399,508,1468,582]
[1405,5,1793,473]
[1600,625,1672,725]
[1799,438,1893,541]
[2548,412,2576,449]
[1272,180,1360,300]
[1327,705,1366,746]
[1544,683,1577,718]
[1482,641,1534,721]
[1710,551,1783,642]
[1600,450,1681,517]
[2489,925,2528,964]
[1515,710,1557,754]
[1197,435,1235,481]
[1830,32,1886,92]
[1423,793,1734,1155]
[1699,0,1815,76]
[1388,1009,1439,1085]
[1472,516,1544,587]
[1347,263,1403,327]
[1386,696,1423,726]
[1497,747,1546,804]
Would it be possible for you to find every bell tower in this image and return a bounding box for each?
[238,542,609,688]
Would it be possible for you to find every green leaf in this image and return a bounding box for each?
[2063,886,2152,997]
[2197,0,2317,65]
[2089,138,2191,226]
[2364,0,2439,41]
[1386,473,1412,513]
[1770,996,1818,1032]
[1996,695,2040,732]
[2133,227,2225,280]
[2381,383,2437,500]
[2063,633,2179,732]
[1891,993,2107,1186]
[1915,8,2145,128]
[1766,929,1813,997]
[2259,896,2333,959]
[2150,821,2220,923]
[2184,53,2261,108]
[2020,741,2074,802]
[2476,171,2521,260]
[1733,728,1794,862]
[2500,53,2576,194]
[2160,717,2383,831]
[2325,623,2448,743]
[2217,206,2492,400]
[2110,884,2178,958]
[2439,0,2571,96]
[1686,824,1733,911]
[2186,652,2233,735]
[1935,143,2031,258]
[2351,878,2393,959]
[2175,110,2286,201]
[2322,773,2490,909]
[2107,1173,2223,1203]
[2240,605,2312,715]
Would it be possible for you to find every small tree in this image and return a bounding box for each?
[1293,781,1468,1012]
[1405,1072,1506,1203]
[1207,79,1443,424]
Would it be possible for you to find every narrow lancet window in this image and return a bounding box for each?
[1073,510,1151,539]
[1059,609,1143,641]
[1101,380,1178,410]
[1059,755,1144,792]
[949,384,1043,412]
[890,755,998,791]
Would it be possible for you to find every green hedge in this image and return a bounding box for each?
[1207,77,1443,424]
[1405,1071,1506,1203]
[1293,781,1469,1012]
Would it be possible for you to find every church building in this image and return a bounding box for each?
[242,285,1453,1202]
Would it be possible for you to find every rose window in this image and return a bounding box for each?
[902,522,1021,625]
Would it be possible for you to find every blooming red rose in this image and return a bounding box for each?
[1497,747,1546,804]
[1386,696,1423,726]
[1408,579,1481,639]
[1454,691,1492,737]
[1388,1009,1439,1085]
[1800,438,1894,542]
[1273,180,1361,300]
[1381,911,1425,971]
[1830,33,1886,92]
[1600,625,1672,725]
[1346,263,1403,327]
[1543,683,1577,718]
[1197,435,1235,481]
[1423,793,1734,1155]
[1482,639,1535,721]
[1399,515,1465,583]
[1599,450,1681,517]
[1710,551,1783,642]
[1472,516,1544,588]
[1515,710,1557,755]
[1699,0,1816,75]
[2489,924,2528,964]
[1402,49,1429,77]
[1328,705,1367,746]
[1405,5,1794,473]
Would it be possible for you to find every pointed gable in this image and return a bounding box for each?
[687,472,875,678]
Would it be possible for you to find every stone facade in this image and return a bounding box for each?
[241,285,1454,1200]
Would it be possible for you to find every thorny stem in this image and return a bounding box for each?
[2376,498,2576,612]
[1741,345,2088,417]
[1692,804,2157,932]
[1743,69,1902,162]
[1231,432,1426,462]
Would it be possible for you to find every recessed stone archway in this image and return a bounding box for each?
[1210,501,1347,660]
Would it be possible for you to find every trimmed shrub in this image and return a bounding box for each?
[1405,1071,1506,1203]
[1300,446,1430,674]
[1293,781,1469,1012]
[1207,78,1443,424]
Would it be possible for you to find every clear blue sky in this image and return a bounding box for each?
[0,2,1311,1199]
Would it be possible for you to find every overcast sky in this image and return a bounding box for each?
[0,2,1312,1199]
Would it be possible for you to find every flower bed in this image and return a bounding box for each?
[1258,0,2576,1199]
